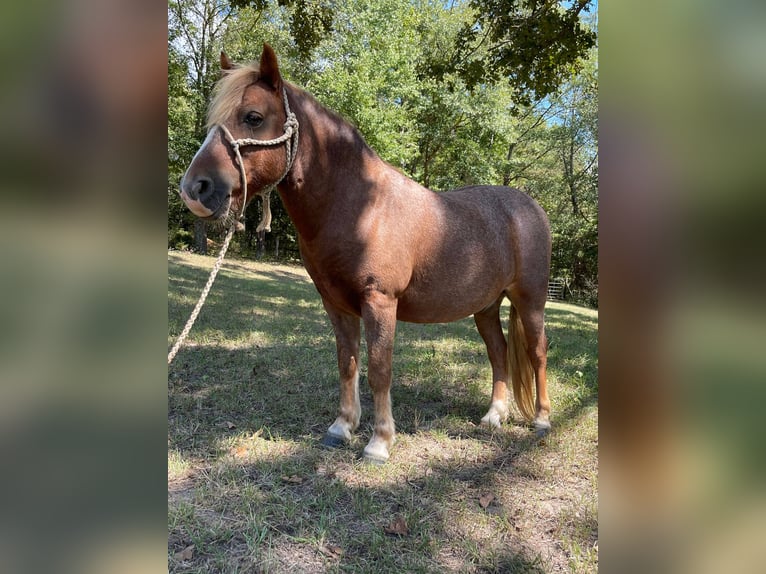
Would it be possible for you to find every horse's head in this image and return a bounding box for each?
[180,44,294,222]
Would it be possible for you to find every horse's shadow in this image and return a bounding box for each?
[169,249,597,451]
[168,263,596,569]
[168,281,597,459]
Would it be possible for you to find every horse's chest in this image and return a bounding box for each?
[300,221,419,311]
[301,253,365,314]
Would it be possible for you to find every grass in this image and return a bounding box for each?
[168,251,598,573]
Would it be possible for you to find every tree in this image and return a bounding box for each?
[423,0,596,106]
[167,0,599,305]
[508,45,597,304]
[550,50,597,302]
[169,0,235,252]
[227,0,334,61]
[168,40,198,249]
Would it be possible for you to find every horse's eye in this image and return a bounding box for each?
[244,112,263,127]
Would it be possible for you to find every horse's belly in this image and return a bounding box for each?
[396,305,473,324]
[395,287,503,324]
[395,254,513,323]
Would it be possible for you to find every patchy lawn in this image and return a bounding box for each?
[168,251,598,573]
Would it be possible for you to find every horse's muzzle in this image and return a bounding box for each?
[179,189,214,218]
[180,173,233,220]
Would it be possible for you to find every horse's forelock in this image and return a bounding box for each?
[206,63,261,130]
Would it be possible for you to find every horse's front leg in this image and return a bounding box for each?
[321,302,361,448]
[361,291,398,464]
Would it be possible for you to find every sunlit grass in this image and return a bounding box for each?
[168,251,598,572]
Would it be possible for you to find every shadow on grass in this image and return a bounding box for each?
[168,254,597,572]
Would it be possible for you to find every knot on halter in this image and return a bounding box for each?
[217,87,300,228]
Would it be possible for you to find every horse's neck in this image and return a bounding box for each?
[277,91,384,240]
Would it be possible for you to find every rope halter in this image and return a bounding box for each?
[217,87,299,231]
[167,88,298,365]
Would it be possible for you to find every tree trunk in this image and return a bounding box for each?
[274,235,280,258]
[256,229,266,259]
[194,219,207,254]
[569,179,580,217]
[422,151,431,189]
[503,142,516,186]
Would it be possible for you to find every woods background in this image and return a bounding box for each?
[168,0,597,305]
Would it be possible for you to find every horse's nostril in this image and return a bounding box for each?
[189,176,215,202]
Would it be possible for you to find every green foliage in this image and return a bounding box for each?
[168,228,194,251]
[449,0,596,106]
[228,0,334,61]
[309,0,422,168]
[168,0,598,305]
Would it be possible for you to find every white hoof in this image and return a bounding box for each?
[481,400,509,429]
[362,435,393,464]
[327,418,354,442]
[533,417,551,438]
[533,417,551,431]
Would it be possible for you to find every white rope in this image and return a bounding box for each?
[168,87,299,366]
[167,224,236,365]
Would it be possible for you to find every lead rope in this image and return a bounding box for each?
[168,87,299,365]
[167,224,236,365]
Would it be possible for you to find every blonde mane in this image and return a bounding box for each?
[206,63,261,129]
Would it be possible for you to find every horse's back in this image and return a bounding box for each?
[396,185,550,322]
[439,185,548,230]
[434,185,550,264]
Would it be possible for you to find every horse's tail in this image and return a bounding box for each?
[508,304,536,421]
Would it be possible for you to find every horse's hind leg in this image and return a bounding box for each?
[321,302,361,448]
[475,297,510,428]
[508,285,551,432]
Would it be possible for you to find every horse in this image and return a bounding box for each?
[179,44,552,463]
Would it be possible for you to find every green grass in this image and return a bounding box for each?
[168,251,598,573]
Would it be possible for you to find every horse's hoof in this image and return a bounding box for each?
[481,400,508,429]
[533,419,551,439]
[481,412,503,429]
[361,452,388,465]
[320,433,347,449]
[361,439,391,464]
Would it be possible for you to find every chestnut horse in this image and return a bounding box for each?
[180,44,552,463]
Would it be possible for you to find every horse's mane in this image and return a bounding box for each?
[206,64,260,129]
[207,60,374,157]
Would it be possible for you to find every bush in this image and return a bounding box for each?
[168,228,193,251]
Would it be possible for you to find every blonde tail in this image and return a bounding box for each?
[508,305,536,421]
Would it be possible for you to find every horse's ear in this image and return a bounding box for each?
[220,51,233,71]
[259,43,282,91]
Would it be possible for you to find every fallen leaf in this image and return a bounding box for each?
[315,465,336,478]
[384,515,409,536]
[479,493,495,509]
[174,544,194,562]
[319,544,344,559]
[217,421,236,430]
[281,475,304,484]
[233,446,248,458]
